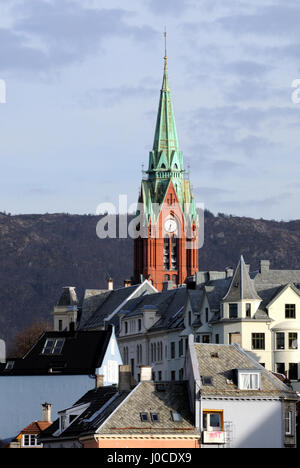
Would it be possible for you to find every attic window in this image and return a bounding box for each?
[238,370,261,390]
[5,361,14,370]
[202,376,213,386]
[140,412,149,422]
[171,412,183,422]
[42,338,65,355]
[151,413,160,422]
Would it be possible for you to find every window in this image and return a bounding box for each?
[158,371,162,381]
[238,372,260,390]
[171,412,182,422]
[171,370,176,381]
[246,303,251,318]
[229,303,238,319]
[202,376,213,386]
[276,363,285,375]
[140,413,149,422]
[188,311,192,326]
[42,338,65,355]
[171,342,176,359]
[22,435,40,447]
[151,413,159,422]
[179,368,184,380]
[276,332,285,350]
[289,363,298,380]
[285,411,293,436]
[5,361,14,370]
[179,339,184,357]
[58,320,63,331]
[252,333,265,350]
[285,304,296,319]
[138,319,142,332]
[205,308,209,323]
[123,347,128,365]
[124,322,128,334]
[289,333,298,350]
[203,411,223,432]
[202,335,210,344]
[215,334,220,344]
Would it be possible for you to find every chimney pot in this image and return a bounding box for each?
[108,278,114,291]
[124,279,132,288]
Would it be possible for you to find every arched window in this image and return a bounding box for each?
[174,163,178,169]
[161,163,166,169]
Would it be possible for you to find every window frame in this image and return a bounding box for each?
[252,333,265,350]
[285,304,296,319]
[42,338,65,355]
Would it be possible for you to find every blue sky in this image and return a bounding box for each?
[0,0,300,220]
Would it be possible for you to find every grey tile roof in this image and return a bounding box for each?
[223,256,261,302]
[97,381,198,436]
[193,343,297,399]
[119,288,189,332]
[40,381,198,440]
[79,282,155,330]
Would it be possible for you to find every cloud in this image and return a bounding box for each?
[0,0,156,73]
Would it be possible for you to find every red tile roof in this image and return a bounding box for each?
[21,421,52,434]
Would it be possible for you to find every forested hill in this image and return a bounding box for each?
[1,211,300,347]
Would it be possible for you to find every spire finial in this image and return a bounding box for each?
[164,27,167,67]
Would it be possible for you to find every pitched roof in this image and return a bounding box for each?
[118,288,189,331]
[97,381,198,436]
[193,343,297,399]
[79,281,156,330]
[40,386,123,440]
[40,381,198,441]
[21,421,52,434]
[0,329,112,376]
[223,256,261,302]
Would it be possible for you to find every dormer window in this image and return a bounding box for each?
[5,361,14,370]
[237,370,261,390]
[42,338,65,355]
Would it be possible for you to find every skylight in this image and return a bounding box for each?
[42,338,65,355]
[171,412,182,422]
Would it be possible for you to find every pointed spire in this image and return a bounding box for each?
[152,32,179,158]
[223,256,261,302]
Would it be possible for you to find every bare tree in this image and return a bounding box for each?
[9,321,52,358]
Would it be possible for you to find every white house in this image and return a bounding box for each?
[185,336,298,448]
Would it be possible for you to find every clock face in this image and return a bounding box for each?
[164,218,177,233]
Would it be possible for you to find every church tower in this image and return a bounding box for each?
[134,49,199,291]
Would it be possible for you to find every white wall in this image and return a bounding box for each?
[201,398,282,448]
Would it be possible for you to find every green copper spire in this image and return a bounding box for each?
[152,54,179,157]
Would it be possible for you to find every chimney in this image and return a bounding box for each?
[96,375,104,388]
[260,260,270,274]
[42,403,52,423]
[124,279,132,288]
[140,366,152,382]
[119,365,132,392]
[108,277,114,291]
[225,267,234,279]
